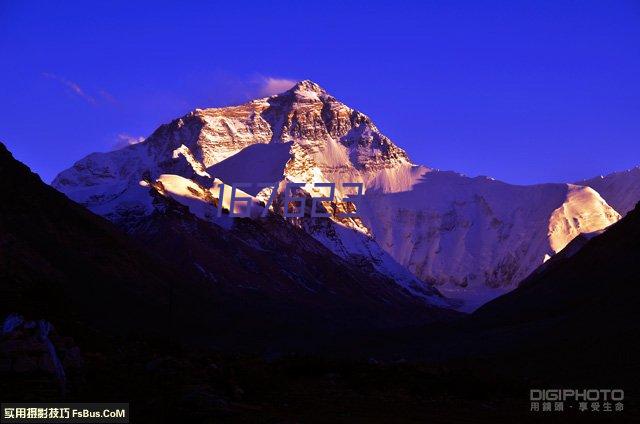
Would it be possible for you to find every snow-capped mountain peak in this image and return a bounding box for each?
[52,82,621,311]
[284,79,328,98]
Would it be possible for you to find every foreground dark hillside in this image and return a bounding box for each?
[0,144,176,335]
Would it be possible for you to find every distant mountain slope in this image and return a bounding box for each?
[52,81,620,309]
[578,166,640,216]
[360,174,618,309]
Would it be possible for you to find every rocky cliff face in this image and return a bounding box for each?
[52,81,620,310]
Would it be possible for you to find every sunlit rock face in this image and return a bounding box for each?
[53,80,621,310]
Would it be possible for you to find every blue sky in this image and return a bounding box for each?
[1,0,639,184]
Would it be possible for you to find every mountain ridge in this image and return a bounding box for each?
[578,166,640,216]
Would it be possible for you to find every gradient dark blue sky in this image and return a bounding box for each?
[1,1,639,184]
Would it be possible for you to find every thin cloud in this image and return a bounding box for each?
[99,89,118,104]
[42,72,97,105]
[259,77,297,97]
[112,133,145,150]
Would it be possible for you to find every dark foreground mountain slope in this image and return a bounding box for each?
[0,142,455,349]
[0,142,176,335]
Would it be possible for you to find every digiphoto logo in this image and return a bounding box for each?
[529,389,625,413]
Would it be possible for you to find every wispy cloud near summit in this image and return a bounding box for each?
[258,77,296,97]
[112,133,145,150]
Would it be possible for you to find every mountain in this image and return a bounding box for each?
[578,166,640,216]
[52,80,620,310]
[0,142,457,356]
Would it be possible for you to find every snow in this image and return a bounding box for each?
[157,174,265,221]
[156,174,216,220]
[173,144,211,177]
[206,142,291,196]
[547,184,619,253]
[578,166,640,216]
